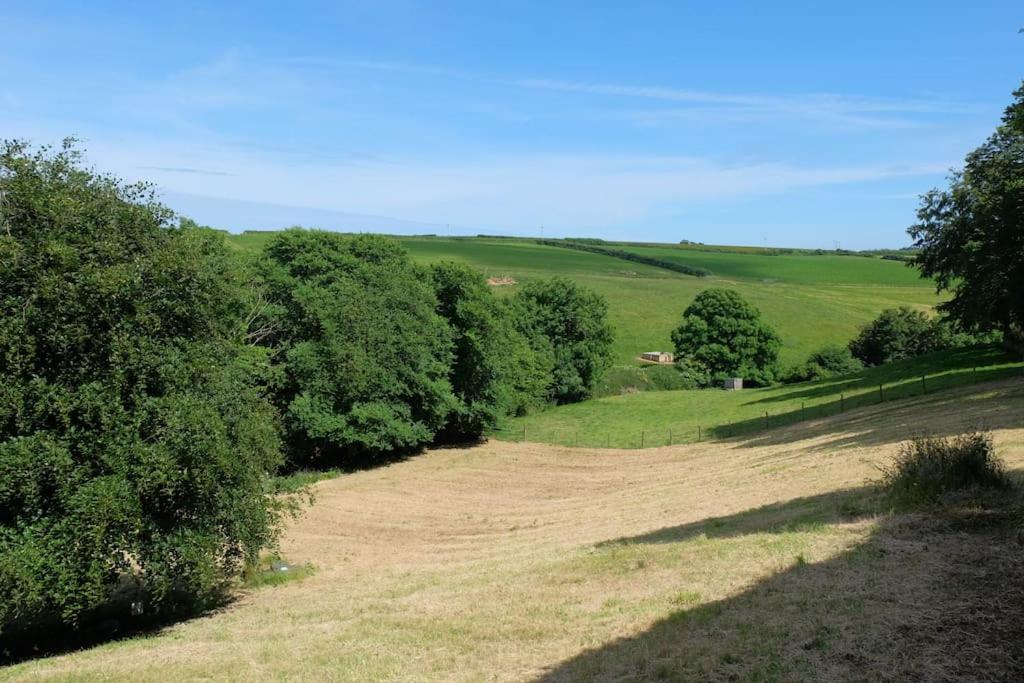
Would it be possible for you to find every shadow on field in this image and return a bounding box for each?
[535,487,1024,682]
[733,379,1024,453]
[598,487,877,548]
[0,591,233,667]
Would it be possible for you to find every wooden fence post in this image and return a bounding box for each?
[606,433,610,448]
[697,425,701,442]
[764,411,769,429]
[879,384,884,402]
[840,394,844,412]
[921,375,926,394]
[641,431,645,449]
[801,401,805,421]
[523,426,527,442]
[668,428,672,445]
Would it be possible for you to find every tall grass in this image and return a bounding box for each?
[880,432,1011,505]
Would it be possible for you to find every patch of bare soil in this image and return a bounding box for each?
[486,276,517,286]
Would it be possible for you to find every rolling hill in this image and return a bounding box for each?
[226,233,941,374]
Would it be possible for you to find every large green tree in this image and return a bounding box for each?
[511,278,614,404]
[909,83,1024,338]
[428,263,548,440]
[259,230,455,465]
[671,288,781,387]
[0,140,282,629]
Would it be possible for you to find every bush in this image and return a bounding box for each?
[881,433,1011,505]
[783,344,863,383]
[671,289,781,387]
[849,307,990,366]
[0,140,282,629]
[511,278,615,404]
[428,262,548,439]
[258,230,456,467]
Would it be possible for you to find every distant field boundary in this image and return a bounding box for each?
[535,239,712,278]
[492,363,1024,449]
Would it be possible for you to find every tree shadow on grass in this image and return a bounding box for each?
[596,487,878,548]
[0,587,235,667]
[535,486,1024,682]
[733,378,1024,453]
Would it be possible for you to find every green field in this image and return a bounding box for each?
[227,233,941,374]
[609,243,925,286]
[497,345,1024,449]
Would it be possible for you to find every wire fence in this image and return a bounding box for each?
[490,362,1024,449]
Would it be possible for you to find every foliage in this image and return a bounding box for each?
[428,262,547,439]
[537,239,712,277]
[0,139,282,629]
[230,233,941,371]
[671,289,781,387]
[909,82,1024,336]
[880,433,1011,506]
[258,230,455,467]
[847,307,985,367]
[783,344,863,383]
[673,357,712,390]
[511,277,615,404]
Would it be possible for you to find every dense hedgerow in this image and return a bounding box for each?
[881,433,1011,505]
[537,239,712,278]
[258,230,457,466]
[0,140,283,629]
[783,344,863,383]
[429,262,549,439]
[510,277,615,404]
[848,307,990,367]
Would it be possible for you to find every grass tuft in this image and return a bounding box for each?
[880,432,1012,506]
[242,555,316,590]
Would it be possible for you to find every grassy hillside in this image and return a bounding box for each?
[499,345,1024,448]
[10,381,1023,680]
[605,243,925,286]
[226,233,940,373]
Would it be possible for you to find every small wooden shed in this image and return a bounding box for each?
[723,377,744,390]
[641,351,674,364]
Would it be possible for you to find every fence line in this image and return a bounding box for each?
[490,363,1024,450]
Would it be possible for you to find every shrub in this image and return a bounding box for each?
[671,289,781,387]
[511,278,615,404]
[0,140,282,629]
[783,344,863,383]
[881,433,1011,505]
[673,357,713,389]
[258,230,456,467]
[849,307,990,366]
[428,262,548,439]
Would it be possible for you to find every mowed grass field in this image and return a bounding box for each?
[8,378,1024,681]
[225,233,941,369]
[500,345,1024,449]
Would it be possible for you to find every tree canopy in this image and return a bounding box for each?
[0,140,282,628]
[428,262,548,440]
[511,278,614,404]
[909,82,1024,338]
[259,230,456,466]
[671,288,781,387]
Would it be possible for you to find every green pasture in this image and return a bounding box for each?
[496,345,1023,449]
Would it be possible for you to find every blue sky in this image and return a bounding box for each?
[2,1,1021,248]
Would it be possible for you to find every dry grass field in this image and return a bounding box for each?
[5,379,1024,681]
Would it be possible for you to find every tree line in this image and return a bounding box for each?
[0,140,614,633]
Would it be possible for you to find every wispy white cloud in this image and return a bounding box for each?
[80,133,952,231]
